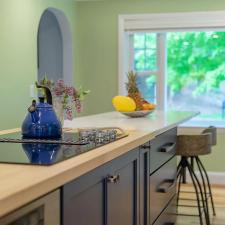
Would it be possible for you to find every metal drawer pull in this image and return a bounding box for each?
[107,175,120,183]
[157,179,176,193]
[164,223,175,225]
[159,142,176,153]
[142,144,151,149]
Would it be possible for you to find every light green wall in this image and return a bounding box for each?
[76,0,225,172]
[201,132,225,172]
[0,0,78,130]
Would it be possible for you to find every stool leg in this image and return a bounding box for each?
[187,161,210,225]
[182,167,187,184]
[195,157,211,223]
[177,165,183,206]
[191,156,194,170]
[196,156,216,216]
[184,159,203,225]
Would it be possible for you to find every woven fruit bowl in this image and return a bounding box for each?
[119,109,154,118]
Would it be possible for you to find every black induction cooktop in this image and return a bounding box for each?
[0,129,128,166]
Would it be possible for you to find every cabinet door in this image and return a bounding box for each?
[107,148,139,225]
[62,164,108,225]
[62,148,140,225]
[0,190,60,225]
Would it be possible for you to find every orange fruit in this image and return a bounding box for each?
[142,103,150,110]
[142,103,156,110]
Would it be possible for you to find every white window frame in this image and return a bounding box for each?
[118,11,225,111]
[128,33,160,105]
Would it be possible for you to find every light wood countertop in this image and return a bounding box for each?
[0,110,197,217]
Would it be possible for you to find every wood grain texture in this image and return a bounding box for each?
[0,128,20,135]
[177,184,225,225]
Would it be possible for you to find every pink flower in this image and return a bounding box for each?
[39,77,88,120]
[54,86,64,96]
[56,79,65,89]
[65,87,75,96]
[65,106,73,120]
[74,98,82,113]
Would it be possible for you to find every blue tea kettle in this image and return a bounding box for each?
[22,83,62,139]
[22,143,61,164]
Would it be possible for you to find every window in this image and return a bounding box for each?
[127,30,225,123]
[119,12,225,126]
[133,33,157,72]
[129,33,159,104]
[167,31,225,121]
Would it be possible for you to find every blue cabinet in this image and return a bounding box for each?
[140,128,177,225]
[62,127,178,225]
[62,148,139,225]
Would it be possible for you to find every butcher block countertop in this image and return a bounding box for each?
[0,110,197,217]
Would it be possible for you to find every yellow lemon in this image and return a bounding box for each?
[112,96,136,112]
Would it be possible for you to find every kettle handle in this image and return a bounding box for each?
[36,82,53,105]
[27,100,39,123]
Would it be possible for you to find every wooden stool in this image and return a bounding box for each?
[176,126,217,225]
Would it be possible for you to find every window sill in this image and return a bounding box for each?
[179,117,225,133]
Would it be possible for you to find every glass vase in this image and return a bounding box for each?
[53,96,64,126]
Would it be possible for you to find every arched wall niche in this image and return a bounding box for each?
[37,7,73,84]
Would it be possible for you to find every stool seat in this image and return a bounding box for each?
[176,133,212,156]
[176,126,217,225]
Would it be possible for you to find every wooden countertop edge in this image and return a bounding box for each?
[0,131,154,217]
[0,128,21,135]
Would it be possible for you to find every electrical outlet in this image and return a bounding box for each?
[30,84,35,98]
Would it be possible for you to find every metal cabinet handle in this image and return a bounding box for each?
[159,142,176,153]
[107,175,120,183]
[141,144,151,149]
[157,179,176,193]
[164,223,175,225]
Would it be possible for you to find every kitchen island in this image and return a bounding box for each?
[0,110,197,224]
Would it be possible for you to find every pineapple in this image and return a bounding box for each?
[126,71,143,110]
